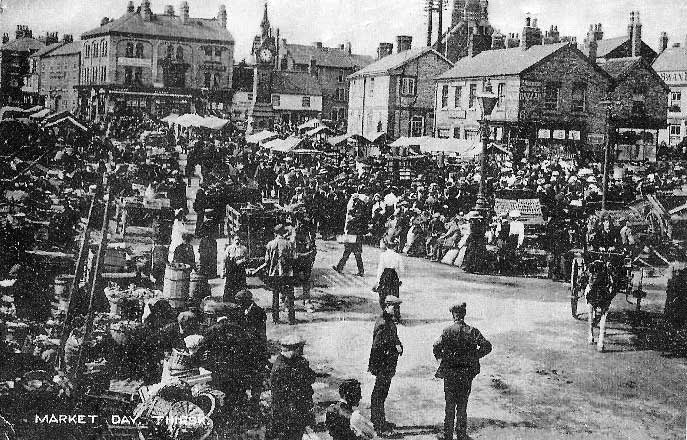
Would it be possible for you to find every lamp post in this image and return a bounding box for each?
[599,98,620,211]
[463,79,498,273]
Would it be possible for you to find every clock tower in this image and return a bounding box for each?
[247,3,277,133]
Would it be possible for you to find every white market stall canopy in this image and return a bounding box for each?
[172,113,229,130]
[246,130,279,144]
[161,113,179,123]
[304,126,333,137]
[201,115,230,130]
[29,109,52,119]
[366,132,387,143]
[263,136,305,153]
[389,136,433,147]
[419,138,480,157]
[0,106,28,120]
[298,118,321,130]
[43,112,88,132]
[327,133,369,147]
[25,105,44,113]
[174,113,206,128]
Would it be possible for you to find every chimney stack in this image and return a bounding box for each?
[164,5,175,16]
[101,17,110,26]
[520,15,542,50]
[396,35,412,53]
[377,42,393,60]
[587,38,597,63]
[127,1,135,13]
[673,43,681,48]
[217,4,227,28]
[659,32,669,54]
[506,33,520,48]
[63,34,73,43]
[141,0,152,21]
[45,32,59,45]
[594,23,604,41]
[344,41,352,54]
[631,10,642,57]
[2,34,9,44]
[308,55,317,76]
[313,42,323,48]
[491,31,505,50]
[627,11,634,38]
[180,1,189,24]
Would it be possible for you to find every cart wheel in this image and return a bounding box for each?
[570,259,581,319]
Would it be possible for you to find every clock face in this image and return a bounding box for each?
[259,48,273,63]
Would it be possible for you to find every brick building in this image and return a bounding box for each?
[348,37,452,140]
[0,26,44,105]
[583,11,657,65]
[653,43,687,146]
[435,40,613,159]
[76,0,234,119]
[25,37,82,113]
[434,0,494,62]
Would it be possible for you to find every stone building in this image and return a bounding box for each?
[37,40,83,113]
[0,26,44,105]
[435,0,494,62]
[77,0,234,119]
[434,41,613,159]
[583,11,657,65]
[653,42,687,146]
[348,37,453,140]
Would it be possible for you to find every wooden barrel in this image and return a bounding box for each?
[104,248,127,273]
[163,263,190,309]
[189,272,210,304]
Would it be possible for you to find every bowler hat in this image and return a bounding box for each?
[450,302,467,314]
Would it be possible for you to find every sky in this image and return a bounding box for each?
[0,0,686,60]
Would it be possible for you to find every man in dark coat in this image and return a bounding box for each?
[193,187,207,236]
[269,335,316,440]
[172,233,196,270]
[333,198,367,276]
[256,224,295,324]
[433,303,492,440]
[326,379,364,440]
[368,296,403,435]
[236,289,268,406]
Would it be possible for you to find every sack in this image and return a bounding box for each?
[337,234,358,244]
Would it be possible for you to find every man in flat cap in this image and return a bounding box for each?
[368,296,403,436]
[433,303,492,440]
[269,335,316,440]
[255,224,296,324]
[236,289,268,407]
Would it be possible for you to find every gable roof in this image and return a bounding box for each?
[272,71,322,96]
[0,37,44,52]
[30,42,63,58]
[82,11,233,43]
[350,47,451,78]
[438,43,569,79]
[596,36,628,58]
[653,47,687,72]
[284,43,374,69]
[602,56,670,92]
[48,41,83,57]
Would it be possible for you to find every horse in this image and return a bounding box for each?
[583,259,617,352]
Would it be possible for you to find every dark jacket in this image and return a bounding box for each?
[326,401,358,440]
[433,320,491,379]
[368,313,401,376]
[270,353,316,430]
[195,319,251,382]
[173,243,196,269]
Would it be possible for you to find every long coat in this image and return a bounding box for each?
[368,313,401,377]
[270,353,316,433]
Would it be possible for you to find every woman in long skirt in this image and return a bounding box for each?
[222,235,248,302]
[375,239,403,322]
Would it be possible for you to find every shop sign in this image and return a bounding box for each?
[448,110,466,119]
[201,64,227,72]
[519,80,543,102]
[537,129,550,139]
[568,130,581,140]
[118,57,152,68]
[552,129,566,140]
[659,71,687,85]
[588,133,605,145]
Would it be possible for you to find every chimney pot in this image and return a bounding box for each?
[313,42,323,48]
[396,35,412,53]
[180,1,189,24]
[127,1,135,13]
[532,18,538,28]
[217,4,227,28]
[525,16,531,27]
[377,42,393,59]
[344,41,352,54]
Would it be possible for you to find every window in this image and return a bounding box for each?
[92,42,99,58]
[204,47,213,57]
[401,77,416,96]
[215,48,222,57]
[124,67,133,85]
[468,84,477,108]
[85,44,90,58]
[465,129,479,141]
[572,83,586,112]
[176,46,183,61]
[632,94,645,115]
[332,109,339,121]
[135,43,144,58]
[670,91,682,112]
[438,128,450,138]
[377,121,383,132]
[335,88,345,101]
[497,83,506,109]
[213,74,220,88]
[454,86,462,108]
[338,108,346,122]
[453,127,461,138]
[125,43,134,58]
[441,85,449,108]
[670,125,681,136]
[247,93,253,101]
[272,95,280,106]
[204,73,212,88]
[102,40,107,57]
[337,69,345,83]
[134,68,142,85]
[410,115,424,137]
[101,66,106,82]
[544,82,560,110]
[167,45,174,59]
[302,96,310,107]
[369,78,374,96]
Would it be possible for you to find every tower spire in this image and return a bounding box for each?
[261,2,271,39]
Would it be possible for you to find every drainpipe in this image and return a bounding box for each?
[361,76,367,135]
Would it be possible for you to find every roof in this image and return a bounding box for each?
[284,43,374,69]
[0,37,44,52]
[600,57,642,79]
[272,71,321,96]
[30,42,63,58]
[350,47,450,78]
[82,11,233,43]
[653,47,687,72]
[437,43,568,79]
[48,41,83,57]
[596,36,628,58]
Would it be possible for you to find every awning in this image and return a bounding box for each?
[44,114,88,132]
[0,106,28,120]
[246,130,279,144]
[174,113,206,128]
[200,116,230,130]
[265,136,304,153]
[366,132,387,143]
[161,113,179,123]
[417,138,480,157]
[290,148,322,155]
[327,133,368,147]
[25,105,44,113]
[486,143,509,155]
[305,126,332,137]
[29,109,51,119]
[389,136,432,147]
[298,118,321,130]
